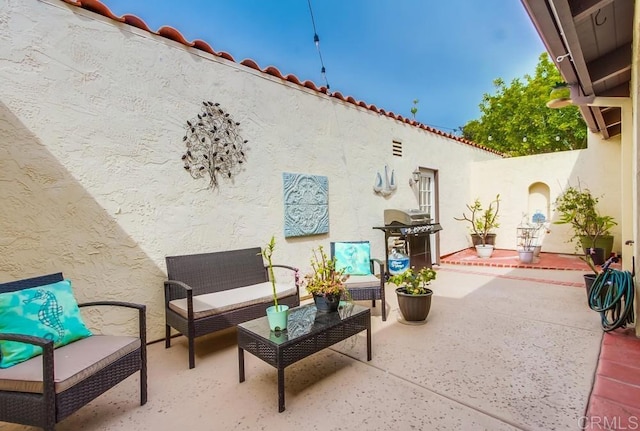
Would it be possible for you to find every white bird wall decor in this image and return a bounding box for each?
[373,165,396,196]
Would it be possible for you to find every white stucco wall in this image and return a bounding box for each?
[0,0,502,340]
[469,133,622,254]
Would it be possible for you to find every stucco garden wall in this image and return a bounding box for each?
[468,133,622,255]
[0,0,500,340]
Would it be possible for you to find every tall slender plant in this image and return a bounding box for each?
[260,235,280,311]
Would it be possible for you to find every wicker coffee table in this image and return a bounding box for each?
[237,303,371,412]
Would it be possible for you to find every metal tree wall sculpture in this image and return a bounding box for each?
[181,101,248,189]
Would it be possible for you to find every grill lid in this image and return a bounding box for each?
[384,209,431,226]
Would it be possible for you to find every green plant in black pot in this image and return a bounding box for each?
[554,183,617,264]
[389,266,437,322]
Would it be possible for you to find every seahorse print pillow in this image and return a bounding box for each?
[0,279,92,368]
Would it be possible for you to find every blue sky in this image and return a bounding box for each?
[100,0,546,134]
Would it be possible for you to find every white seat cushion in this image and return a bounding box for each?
[168,282,297,319]
[344,274,381,289]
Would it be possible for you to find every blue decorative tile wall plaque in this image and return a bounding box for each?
[283,173,329,237]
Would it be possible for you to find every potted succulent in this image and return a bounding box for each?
[455,194,500,258]
[389,266,436,322]
[302,245,349,312]
[261,235,289,331]
[554,183,617,265]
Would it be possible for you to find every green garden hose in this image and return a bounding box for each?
[588,268,635,332]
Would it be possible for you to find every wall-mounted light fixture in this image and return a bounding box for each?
[409,168,421,186]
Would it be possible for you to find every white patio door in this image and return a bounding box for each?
[418,169,438,264]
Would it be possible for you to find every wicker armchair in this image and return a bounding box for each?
[0,272,147,431]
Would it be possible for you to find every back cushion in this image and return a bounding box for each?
[332,242,372,276]
[0,279,92,368]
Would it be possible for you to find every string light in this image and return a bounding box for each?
[307,0,330,91]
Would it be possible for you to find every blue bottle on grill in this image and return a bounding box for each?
[388,248,410,275]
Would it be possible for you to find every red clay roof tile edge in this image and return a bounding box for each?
[76,0,124,22]
[158,26,194,46]
[122,15,152,32]
[67,0,502,156]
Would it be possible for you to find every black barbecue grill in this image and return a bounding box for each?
[373,209,443,276]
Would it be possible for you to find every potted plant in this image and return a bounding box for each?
[516,227,536,263]
[554,183,617,265]
[516,214,546,263]
[546,82,572,109]
[261,235,289,331]
[302,245,349,313]
[455,194,500,258]
[389,266,436,322]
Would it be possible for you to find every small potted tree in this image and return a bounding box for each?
[389,266,437,322]
[455,194,500,258]
[554,184,616,265]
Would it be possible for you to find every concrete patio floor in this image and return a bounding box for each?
[0,262,626,430]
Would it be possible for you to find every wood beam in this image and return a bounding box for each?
[570,0,615,22]
[600,82,630,97]
[602,107,622,126]
[550,0,596,95]
[587,43,632,85]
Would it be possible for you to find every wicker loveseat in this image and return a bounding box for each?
[0,272,147,431]
[164,247,300,369]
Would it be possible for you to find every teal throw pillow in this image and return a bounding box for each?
[333,242,372,275]
[0,279,92,368]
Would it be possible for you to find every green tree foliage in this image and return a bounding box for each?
[460,53,587,156]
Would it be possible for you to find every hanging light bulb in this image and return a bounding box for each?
[313,33,320,48]
[522,137,527,142]
[555,136,560,141]
[488,135,493,141]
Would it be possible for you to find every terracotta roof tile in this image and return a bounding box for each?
[264,65,283,77]
[63,0,502,156]
[218,51,235,62]
[157,26,194,46]
[122,14,152,32]
[192,40,217,56]
[240,59,260,70]
[284,74,301,85]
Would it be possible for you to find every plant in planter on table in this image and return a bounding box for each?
[554,183,617,265]
[389,266,437,323]
[302,245,350,313]
[261,235,289,331]
[454,194,500,258]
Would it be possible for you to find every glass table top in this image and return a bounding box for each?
[238,302,368,345]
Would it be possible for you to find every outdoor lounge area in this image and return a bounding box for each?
[1,260,639,430]
[3,0,640,430]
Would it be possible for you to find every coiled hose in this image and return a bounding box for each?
[588,268,635,332]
